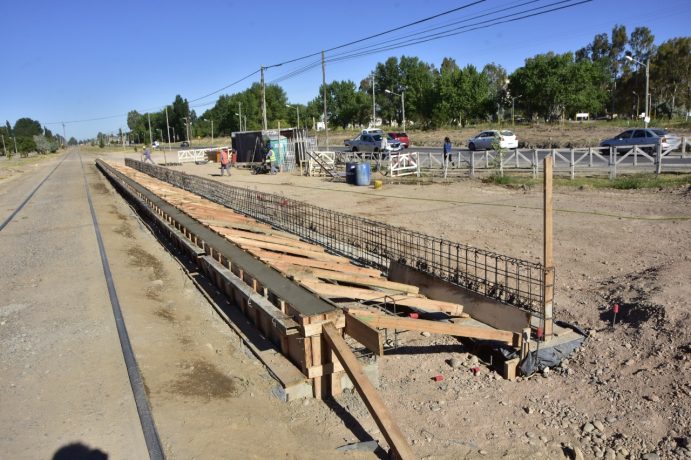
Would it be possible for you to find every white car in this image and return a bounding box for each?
[468,130,518,150]
[344,132,402,153]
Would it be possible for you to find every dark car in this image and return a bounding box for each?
[600,128,680,153]
[388,132,410,148]
[180,141,190,147]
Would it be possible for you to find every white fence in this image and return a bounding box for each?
[177,146,230,164]
[388,151,420,177]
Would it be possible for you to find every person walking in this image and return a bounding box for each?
[143,146,154,164]
[219,148,230,176]
[443,137,452,166]
[266,145,277,175]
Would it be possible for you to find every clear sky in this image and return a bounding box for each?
[2,0,689,140]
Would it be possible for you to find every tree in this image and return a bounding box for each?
[33,135,51,154]
[651,37,691,118]
[14,118,42,138]
[68,137,78,146]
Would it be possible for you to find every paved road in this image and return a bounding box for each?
[0,152,149,459]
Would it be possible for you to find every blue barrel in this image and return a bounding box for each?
[345,162,358,184]
[355,162,371,186]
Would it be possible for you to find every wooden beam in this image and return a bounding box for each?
[290,267,419,295]
[256,252,382,277]
[345,312,384,356]
[322,323,414,460]
[349,312,520,346]
[300,280,464,316]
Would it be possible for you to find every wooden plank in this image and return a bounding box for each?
[300,280,464,316]
[210,225,322,252]
[289,267,419,294]
[322,323,415,460]
[302,315,346,337]
[349,312,520,346]
[204,219,301,240]
[345,312,384,356]
[256,252,383,277]
[228,238,345,262]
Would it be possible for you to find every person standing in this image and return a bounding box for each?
[266,145,277,174]
[219,148,230,176]
[443,137,452,166]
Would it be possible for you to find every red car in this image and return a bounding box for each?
[388,132,410,148]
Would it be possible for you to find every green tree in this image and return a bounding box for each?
[14,118,42,138]
[651,37,691,118]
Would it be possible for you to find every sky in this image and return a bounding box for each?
[2,0,690,140]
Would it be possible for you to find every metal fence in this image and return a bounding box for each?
[125,159,547,316]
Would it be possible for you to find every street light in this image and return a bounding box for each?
[511,95,522,126]
[235,113,247,131]
[204,119,214,146]
[182,117,190,145]
[625,53,650,128]
[286,104,300,129]
[384,89,405,131]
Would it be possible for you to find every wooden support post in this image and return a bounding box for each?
[543,156,554,339]
[322,323,414,460]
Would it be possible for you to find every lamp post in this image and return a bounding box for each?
[511,95,522,126]
[204,119,214,146]
[286,104,300,129]
[182,117,190,145]
[626,54,650,128]
[384,89,405,131]
[235,113,247,131]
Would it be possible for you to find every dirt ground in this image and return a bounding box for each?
[2,150,690,459]
[161,157,691,459]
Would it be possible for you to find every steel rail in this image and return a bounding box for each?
[79,155,165,460]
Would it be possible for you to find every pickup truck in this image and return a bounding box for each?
[344,132,402,153]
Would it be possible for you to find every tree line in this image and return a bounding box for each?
[4,25,688,152]
[0,119,75,157]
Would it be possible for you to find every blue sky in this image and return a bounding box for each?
[2,0,690,140]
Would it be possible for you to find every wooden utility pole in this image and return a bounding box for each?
[543,156,554,339]
[321,51,328,150]
[261,66,267,131]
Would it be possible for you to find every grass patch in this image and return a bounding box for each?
[483,172,691,190]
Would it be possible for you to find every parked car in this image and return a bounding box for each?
[344,132,402,153]
[388,132,410,148]
[468,130,518,150]
[599,128,680,153]
[180,141,190,147]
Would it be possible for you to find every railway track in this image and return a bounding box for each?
[0,152,164,460]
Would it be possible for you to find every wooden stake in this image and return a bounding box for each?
[322,323,414,460]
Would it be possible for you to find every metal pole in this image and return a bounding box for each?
[261,66,267,131]
[238,102,242,132]
[211,119,213,147]
[147,113,153,146]
[644,58,650,128]
[165,107,171,150]
[297,106,300,130]
[322,50,328,150]
[543,156,554,339]
[371,73,376,126]
[62,122,66,149]
[401,90,405,132]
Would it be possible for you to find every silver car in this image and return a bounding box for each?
[600,128,680,153]
[344,132,402,153]
[468,130,518,150]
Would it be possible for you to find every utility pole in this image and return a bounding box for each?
[1,134,6,156]
[261,66,267,131]
[322,50,328,149]
[165,106,172,151]
[62,122,66,149]
[13,136,18,155]
[238,102,242,132]
[147,113,153,146]
[371,73,376,126]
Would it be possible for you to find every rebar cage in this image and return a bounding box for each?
[125,159,547,316]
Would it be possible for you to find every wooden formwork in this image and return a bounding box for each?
[99,160,523,398]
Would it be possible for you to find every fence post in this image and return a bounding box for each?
[543,155,554,340]
[499,151,504,177]
[470,152,475,177]
[656,142,663,175]
[682,137,688,157]
[570,148,575,180]
[532,150,538,179]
